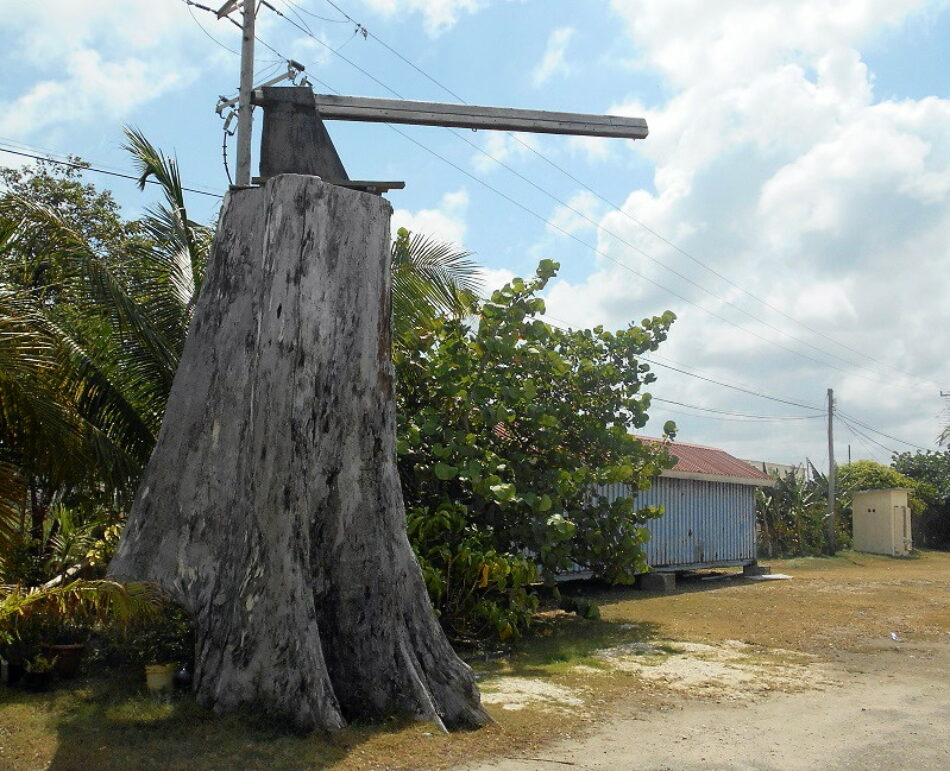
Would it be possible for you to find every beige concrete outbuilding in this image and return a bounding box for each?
[852,488,913,556]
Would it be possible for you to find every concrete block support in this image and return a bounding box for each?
[636,572,677,593]
[743,562,772,577]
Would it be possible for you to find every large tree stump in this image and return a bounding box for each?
[110,175,489,732]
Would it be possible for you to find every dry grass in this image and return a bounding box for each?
[1,549,948,770]
[594,549,950,653]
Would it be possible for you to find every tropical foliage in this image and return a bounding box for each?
[391,226,480,348]
[396,260,676,639]
[757,458,934,557]
[756,464,841,557]
[0,132,207,667]
[891,450,950,548]
[837,460,922,511]
[2,135,675,649]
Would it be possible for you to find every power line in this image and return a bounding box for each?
[185,0,240,56]
[314,0,927,389]
[209,3,931,451]
[536,313,826,413]
[639,356,825,412]
[259,2,930,393]
[298,0,930,390]
[0,146,223,198]
[651,397,823,421]
[837,415,896,459]
[836,409,930,452]
[286,0,352,23]
[841,420,890,464]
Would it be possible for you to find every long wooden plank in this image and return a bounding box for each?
[309,93,648,139]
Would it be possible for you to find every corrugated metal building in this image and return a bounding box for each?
[600,439,774,572]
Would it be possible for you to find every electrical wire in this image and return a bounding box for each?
[651,398,823,421]
[287,0,352,23]
[221,126,234,185]
[840,419,890,463]
[184,0,241,56]
[836,410,930,452]
[193,2,934,449]
[303,0,932,391]
[0,146,223,198]
[258,1,930,393]
[654,405,816,424]
[535,313,825,413]
[329,0,926,387]
[639,356,825,412]
[837,416,897,459]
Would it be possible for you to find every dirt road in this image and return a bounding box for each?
[475,641,950,770]
[470,552,950,771]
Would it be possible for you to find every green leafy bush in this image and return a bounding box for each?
[408,504,538,642]
[756,465,846,556]
[892,450,950,549]
[397,260,675,639]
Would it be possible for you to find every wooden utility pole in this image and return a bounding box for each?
[218,0,256,186]
[827,387,836,553]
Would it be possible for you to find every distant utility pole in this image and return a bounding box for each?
[217,0,256,186]
[827,387,836,553]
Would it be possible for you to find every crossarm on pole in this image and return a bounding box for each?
[309,93,648,140]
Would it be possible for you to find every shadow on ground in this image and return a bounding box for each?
[473,617,663,682]
[560,568,789,609]
[1,670,387,771]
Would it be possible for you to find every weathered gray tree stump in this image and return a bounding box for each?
[110,175,488,732]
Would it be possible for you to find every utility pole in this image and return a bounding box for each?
[217,0,256,186]
[827,387,836,553]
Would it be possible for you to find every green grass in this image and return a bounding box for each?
[474,615,661,680]
[0,671,386,770]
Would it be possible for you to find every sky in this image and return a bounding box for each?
[1,0,948,468]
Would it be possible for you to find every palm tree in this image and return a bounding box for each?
[0,129,212,574]
[1,130,482,585]
[391,227,481,347]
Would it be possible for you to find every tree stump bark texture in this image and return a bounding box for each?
[110,175,488,732]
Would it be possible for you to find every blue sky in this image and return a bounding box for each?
[2,0,949,467]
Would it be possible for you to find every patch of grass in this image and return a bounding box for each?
[475,615,661,681]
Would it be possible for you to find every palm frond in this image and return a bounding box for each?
[394,232,481,313]
[123,126,209,298]
[391,230,482,348]
[0,579,166,630]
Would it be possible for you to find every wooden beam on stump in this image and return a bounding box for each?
[110,175,488,732]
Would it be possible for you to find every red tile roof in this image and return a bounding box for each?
[638,437,773,485]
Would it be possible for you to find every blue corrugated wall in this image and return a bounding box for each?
[599,477,756,570]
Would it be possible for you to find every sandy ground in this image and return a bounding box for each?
[474,641,950,770]
[469,553,950,771]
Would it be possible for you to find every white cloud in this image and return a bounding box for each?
[0,0,209,139]
[471,132,540,174]
[608,0,924,90]
[539,0,950,461]
[791,282,858,323]
[568,135,615,163]
[392,189,469,246]
[0,50,191,137]
[478,267,517,296]
[361,0,488,35]
[547,190,604,236]
[532,26,575,87]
